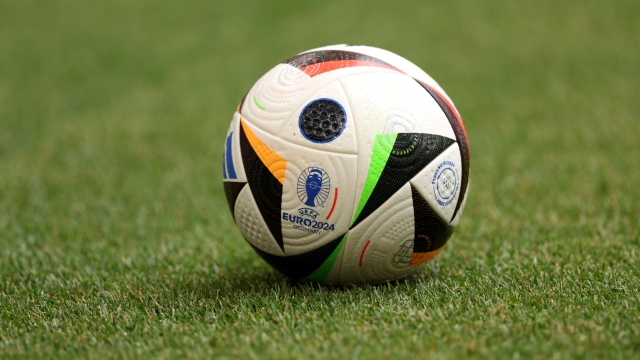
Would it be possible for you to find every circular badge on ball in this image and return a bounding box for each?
[432,161,460,207]
[299,99,346,143]
[297,167,331,207]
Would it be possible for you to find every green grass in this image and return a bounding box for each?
[1,0,639,358]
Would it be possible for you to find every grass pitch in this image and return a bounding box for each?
[1,0,639,358]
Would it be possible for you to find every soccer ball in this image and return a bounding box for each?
[222,45,470,284]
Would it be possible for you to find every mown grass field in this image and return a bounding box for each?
[1,0,639,358]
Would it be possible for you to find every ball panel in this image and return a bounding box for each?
[234,185,285,256]
[408,143,464,225]
[223,181,246,220]
[240,114,359,256]
[239,119,284,250]
[240,117,287,184]
[241,64,382,138]
[250,233,346,281]
[409,183,454,258]
[277,81,357,155]
[339,183,416,284]
[339,72,456,139]
[241,64,308,134]
[280,149,357,255]
[302,44,452,104]
[350,133,396,226]
[350,133,456,228]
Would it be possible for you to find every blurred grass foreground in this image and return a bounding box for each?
[1,0,639,358]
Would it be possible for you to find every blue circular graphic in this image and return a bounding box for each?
[436,168,457,200]
[432,161,459,206]
[297,167,331,207]
[298,98,347,143]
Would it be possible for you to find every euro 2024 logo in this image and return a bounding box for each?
[297,167,330,207]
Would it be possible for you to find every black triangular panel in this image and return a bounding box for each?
[416,80,470,222]
[239,124,284,251]
[411,184,453,253]
[250,234,345,280]
[223,182,246,220]
[351,133,455,228]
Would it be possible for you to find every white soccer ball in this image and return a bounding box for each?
[222,45,470,285]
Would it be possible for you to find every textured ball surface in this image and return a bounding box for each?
[299,99,346,143]
[222,45,470,284]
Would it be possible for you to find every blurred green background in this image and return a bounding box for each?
[1,0,639,358]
